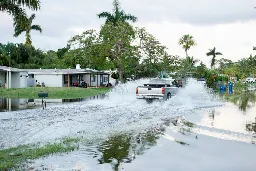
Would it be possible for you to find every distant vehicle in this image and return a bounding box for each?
[136,78,181,103]
[245,77,256,83]
[197,77,206,86]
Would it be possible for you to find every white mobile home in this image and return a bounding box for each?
[0,65,110,88]
[0,66,28,88]
[28,69,110,87]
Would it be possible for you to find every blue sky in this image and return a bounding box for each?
[1,0,256,66]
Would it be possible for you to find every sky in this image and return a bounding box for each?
[1,0,256,67]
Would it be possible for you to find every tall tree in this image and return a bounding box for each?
[206,47,222,69]
[195,61,207,78]
[13,13,42,45]
[97,0,137,26]
[56,45,70,59]
[179,56,199,77]
[136,27,171,77]
[178,34,196,57]
[100,22,137,83]
[68,29,114,70]
[161,54,181,73]
[217,58,233,73]
[0,0,40,19]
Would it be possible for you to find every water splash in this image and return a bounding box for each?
[0,78,223,148]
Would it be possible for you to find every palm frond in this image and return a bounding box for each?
[106,16,116,24]
[13,14,27,25]
[124,13,137,22]
[13,28,25,37]
[206,51,212,56]
[97,12,112,19]
[97,0,137,25]
[215,52,222,55]
[0,0,27,17]
[29,13,36,21]
[31,24,42,32]
[13,13,29,31]
[12,0,41,10]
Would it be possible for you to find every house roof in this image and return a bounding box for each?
[27,69,91,74]
[0,66,21,72]
[27,69,109,75]
[0,65,110,75]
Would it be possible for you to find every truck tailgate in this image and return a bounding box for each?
[137,86,163,95]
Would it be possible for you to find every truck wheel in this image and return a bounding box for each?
[167,93,171,100]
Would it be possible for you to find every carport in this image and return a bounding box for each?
[0,66,12,89]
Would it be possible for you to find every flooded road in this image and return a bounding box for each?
[0,79,256,171]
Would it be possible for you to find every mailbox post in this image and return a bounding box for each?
[38,91,48,109]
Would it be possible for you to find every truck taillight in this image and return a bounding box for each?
[162,87,165,94]
[136,87,138,94]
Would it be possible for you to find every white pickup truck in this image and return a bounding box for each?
[136,78,181,103]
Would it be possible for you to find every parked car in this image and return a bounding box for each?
[245,77,256,83]
[197,77,206,86]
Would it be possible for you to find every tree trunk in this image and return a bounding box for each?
[118,69,125,83]
[25,31,31,44]
[185,50,188,57]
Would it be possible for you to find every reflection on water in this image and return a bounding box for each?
[26,120,179,171]
[246,118,256,144]
[0,98,28,112]
[216,91,256,144]
[246,118,256,133]
[98,127,163,171]
[0,94,105,112]
[221,91,256,112]
[184,102,256,145]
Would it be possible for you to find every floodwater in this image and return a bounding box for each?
[0,94,105,112]
[0,79,256,171]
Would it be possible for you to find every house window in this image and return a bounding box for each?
[103,76,108,82]
[91,75,96,82]
[29,74,34,78]
[64,75,68,84]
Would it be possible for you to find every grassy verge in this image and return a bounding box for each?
[0,87,111,99]
[0,137,81,170]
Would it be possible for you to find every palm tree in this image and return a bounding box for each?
[13,13,42,45]
[178,34,196,57]
[0,0,40,18]
[97,0,137,26]
[206,47,222,69]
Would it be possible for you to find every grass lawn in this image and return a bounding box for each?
[0,87,111,99]
[0,137,80,170]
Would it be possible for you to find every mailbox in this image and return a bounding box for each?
[38,92,48,98]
